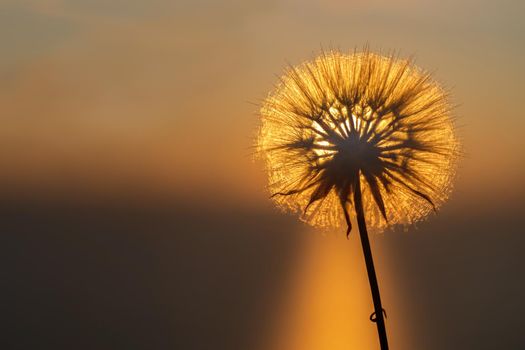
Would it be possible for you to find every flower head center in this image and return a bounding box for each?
[321,131,383,178]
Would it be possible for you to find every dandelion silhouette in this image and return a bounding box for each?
[257,49,459,350]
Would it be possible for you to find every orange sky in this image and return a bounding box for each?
[0,0,524,208]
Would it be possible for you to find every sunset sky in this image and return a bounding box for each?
[1,0,524,204]
[1,1,524,349]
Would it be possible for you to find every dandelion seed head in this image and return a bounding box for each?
[257,49,460,231]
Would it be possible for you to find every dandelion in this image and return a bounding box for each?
[257,49,460,350]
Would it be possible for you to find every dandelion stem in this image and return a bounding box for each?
[354,175,389,350]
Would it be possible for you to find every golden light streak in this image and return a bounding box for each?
[265,236,379,350]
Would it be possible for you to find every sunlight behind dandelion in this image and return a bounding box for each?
[258,50,460,232]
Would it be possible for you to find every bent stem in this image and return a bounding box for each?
[353,176,389,350]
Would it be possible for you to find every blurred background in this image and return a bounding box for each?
[1,0,524,349]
